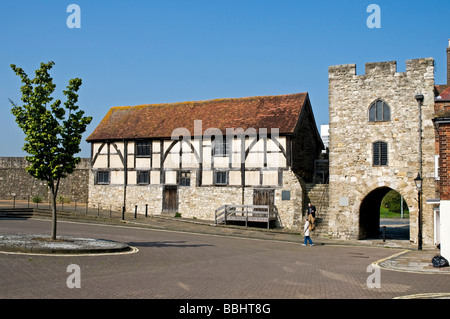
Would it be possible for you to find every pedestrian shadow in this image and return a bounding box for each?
[127,240,214,248]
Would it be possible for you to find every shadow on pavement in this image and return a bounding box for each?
[127,240,214,248]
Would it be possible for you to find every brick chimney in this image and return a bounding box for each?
[447,39,450,85]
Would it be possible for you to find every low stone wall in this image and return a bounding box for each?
[0,157,90,203]
[88,169,305,229]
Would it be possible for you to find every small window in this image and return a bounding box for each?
[179,171,191,186]
[137,171,150,184]
[212,138,230,156]
[136,141,151,156]
[282,190,291,200]
[373,141,388,166]
[215,171,228,185]
[97,171,110,184]
[435,155,440,181]
[369,100,390,122]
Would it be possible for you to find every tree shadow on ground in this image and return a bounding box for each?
[127,240,214,248]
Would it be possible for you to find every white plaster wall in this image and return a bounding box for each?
[165,171,177,184]
[110,155,123,168]
[151,171,160,184]
[93,155,107,168]
[440,201,450,261]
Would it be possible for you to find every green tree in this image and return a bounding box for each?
[9,61,92,239]
[381,190,408,215]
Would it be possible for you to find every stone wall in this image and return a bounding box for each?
[0,157,90,202]
[292,101,323,182]
[89,169,305,229]
[328,58,437,244]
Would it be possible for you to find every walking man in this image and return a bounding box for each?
[306,202,316,230]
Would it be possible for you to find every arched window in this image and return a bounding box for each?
[369,100,390,122]
[373,141,388,166]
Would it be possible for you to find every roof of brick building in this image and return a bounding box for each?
[86,93,311,141]
[436,85,450,100]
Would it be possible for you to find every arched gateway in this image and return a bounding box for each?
[359,187,410,240]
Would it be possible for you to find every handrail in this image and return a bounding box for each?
[317,177,329,218]
[215,204,275,229]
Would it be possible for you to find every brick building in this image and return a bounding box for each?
[432,40,450,258]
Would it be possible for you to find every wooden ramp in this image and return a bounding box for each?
[215,204,276,229]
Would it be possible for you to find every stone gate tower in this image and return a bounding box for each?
[327,58,437,245]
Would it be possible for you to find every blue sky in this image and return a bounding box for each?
[1,0,449,157]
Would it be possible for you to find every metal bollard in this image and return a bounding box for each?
[145,204,148,217]
[382,226,386,242]
[134,205,137,219]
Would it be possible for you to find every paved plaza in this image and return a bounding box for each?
[0,215,449,302]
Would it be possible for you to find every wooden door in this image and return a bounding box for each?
[163,186,178,213]
[253,189,274,212]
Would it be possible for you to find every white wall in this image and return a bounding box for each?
[440,200,450,260]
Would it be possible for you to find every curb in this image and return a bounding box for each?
[0,234,134,255]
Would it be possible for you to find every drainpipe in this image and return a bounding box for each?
[123,140,128,213]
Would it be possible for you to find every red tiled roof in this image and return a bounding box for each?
[436,85,450,100]
[439,87,450,100]
[86,93,309,141]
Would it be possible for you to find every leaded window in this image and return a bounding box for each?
[136,140,151,156]
[97,171,110,184]
[212,138,230,156]
[137,171,150,184]
[215,171,228,185]
[369,100,390,122]
[179,171,191,187]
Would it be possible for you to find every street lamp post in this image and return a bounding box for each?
[415,94,424,251]
[415,94,424,175]
[414,173,423,250]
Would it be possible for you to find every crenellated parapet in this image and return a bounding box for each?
[329,58,434,80]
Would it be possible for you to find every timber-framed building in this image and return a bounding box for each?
[86,93,324,228]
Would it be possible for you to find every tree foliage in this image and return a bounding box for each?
[9,61,92,239]
[381,190,408,215]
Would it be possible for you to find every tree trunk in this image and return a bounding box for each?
[50,191,57,240]
[50,184,58,240]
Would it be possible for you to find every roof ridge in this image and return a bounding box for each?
[86,92,310,141]
[110,92,308,110]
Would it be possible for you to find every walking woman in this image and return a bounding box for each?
[303,218,314,246]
